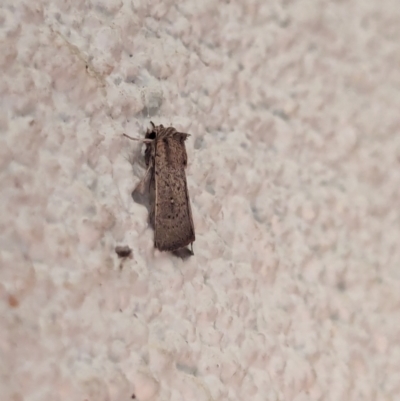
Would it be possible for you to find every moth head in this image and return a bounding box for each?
[145,123,157,140]
[145,130,156,140]
[146,122,166,140]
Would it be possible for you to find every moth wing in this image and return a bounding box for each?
[154,167,195,251]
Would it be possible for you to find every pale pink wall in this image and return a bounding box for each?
[1,0,400,400]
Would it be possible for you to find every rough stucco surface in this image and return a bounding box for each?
[1,0,400,400]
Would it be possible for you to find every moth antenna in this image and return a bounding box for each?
[123,133,153,143]
[150,121,155,129]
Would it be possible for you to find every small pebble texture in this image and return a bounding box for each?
[1,0,400,400]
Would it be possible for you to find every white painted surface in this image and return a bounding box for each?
[1,0,400,400]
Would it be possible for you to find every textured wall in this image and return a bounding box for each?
[1,0,400,400]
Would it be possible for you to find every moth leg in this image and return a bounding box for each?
[133,163,152,195]
[132,156,151,197]
[123,133,153,143]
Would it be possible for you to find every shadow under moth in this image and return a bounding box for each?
[123,122,195,256]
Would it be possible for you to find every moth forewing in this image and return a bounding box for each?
[152,127,195,252]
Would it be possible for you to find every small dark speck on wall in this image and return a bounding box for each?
[115,245,132,258]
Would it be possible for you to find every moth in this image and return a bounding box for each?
[123,122,195,255]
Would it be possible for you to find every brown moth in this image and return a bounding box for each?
[123,122,195,255]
